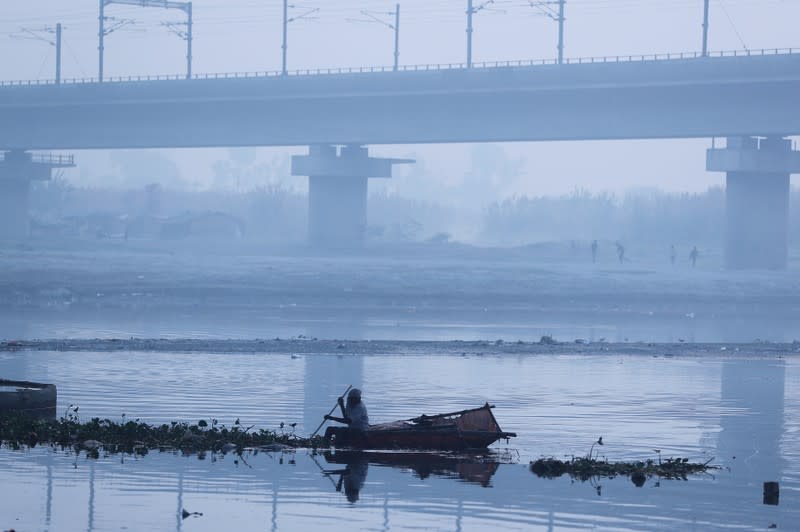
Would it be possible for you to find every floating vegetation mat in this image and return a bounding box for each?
[0,409,321,457]
[530,455,718,485]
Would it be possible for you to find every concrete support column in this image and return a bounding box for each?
[292,145,412,248]
[725,170,789,270]
[308,174,368,244]
[707,137,800,270]
[0,151,39,240]
[0,176,32,240]
[305,145,369,245]
[0,150,75,241]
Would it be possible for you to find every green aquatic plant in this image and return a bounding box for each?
[530,454,716,484]
[0,411,324,456]
[531,437,715,486]
[587,436,603,460]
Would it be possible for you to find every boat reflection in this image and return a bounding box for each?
[321,449,509,502]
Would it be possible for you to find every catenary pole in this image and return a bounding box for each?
[98,0,105,82]
[99,1,192,82]
[466,0,474,68]
[282,0,288,75]
[55,23,62,84]
[557,0,565,64]
[702,0,710,57]
[393,3,400,71]
[186,1,192,78]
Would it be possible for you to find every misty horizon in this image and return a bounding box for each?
[3,1,799,202]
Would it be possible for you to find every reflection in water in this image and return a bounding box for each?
[0,351,798,531]
[322,450,506,501]
[320,450,508,531]
[718,358,786,495]
[88,461,95,532]
[45,450,53,529]
[322,452,369,503]
[176,470,184,532]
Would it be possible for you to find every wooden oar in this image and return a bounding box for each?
[310,384,352,438]
[308,452,339,490]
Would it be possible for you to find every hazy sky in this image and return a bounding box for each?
[2,1,798,202]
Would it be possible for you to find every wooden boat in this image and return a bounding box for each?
[324,403,516,450]
[0,379,57,420]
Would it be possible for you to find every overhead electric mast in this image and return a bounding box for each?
[702,0,710,57]
[466,0,495,68]
[98,0,193,82]
[526,1,566,65]
[282,1,320,76]
[12,23,63,84]
[348,4,401,71]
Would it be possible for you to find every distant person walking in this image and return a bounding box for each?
[689,246,699,268]
[591,240,598,263]
[670,244,676,266]
[615,241,625,264]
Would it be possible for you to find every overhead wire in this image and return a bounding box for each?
[716,0,749,50]
[1,0,796,79]
[62,36,89,77]
[0,0,785,35]
[0,0,786,24]
[34,47,52,79]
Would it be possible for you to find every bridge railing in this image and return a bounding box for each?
[30,153,75,166]
[0,47,797,88]
[0,152,74,166]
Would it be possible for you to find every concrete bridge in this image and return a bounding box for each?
[1,50,799,267]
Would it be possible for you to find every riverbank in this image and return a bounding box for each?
[2,337,799,357]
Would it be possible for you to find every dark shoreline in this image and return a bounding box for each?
[2,338,799,356]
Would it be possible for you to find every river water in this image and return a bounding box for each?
[2,247,800,344]
[1,348,797,531]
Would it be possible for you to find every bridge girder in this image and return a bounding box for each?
[1,54,799,150]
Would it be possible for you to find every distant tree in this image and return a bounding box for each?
[110,150,183,188]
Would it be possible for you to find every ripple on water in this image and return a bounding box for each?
[0,349,798,531]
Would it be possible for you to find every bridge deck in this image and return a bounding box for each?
[1,52,799,149]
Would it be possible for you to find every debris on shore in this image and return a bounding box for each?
[530,455,717,485]
[0,409,321,456]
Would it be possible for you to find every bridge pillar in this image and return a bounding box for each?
[0,174,31,240]
[707,137,800,270]
[0,151,75,240]
[292,145,412,247]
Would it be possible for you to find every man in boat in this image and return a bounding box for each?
[324,388,370,444]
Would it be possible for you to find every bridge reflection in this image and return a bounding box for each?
[718,357,786,492]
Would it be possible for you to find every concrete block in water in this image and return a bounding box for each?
[763,481,780,506]
[0,379,57,420]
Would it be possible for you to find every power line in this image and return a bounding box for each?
[346,5,401,71]
[62,35,89,78]
[523,1,566,64]
[34,47,51,79]
[717,0,748,51]
[0,0,794,81]
[9,23,63,83]
[282,2,320,75]
[466,1,497,68]
[98,0,193,82]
